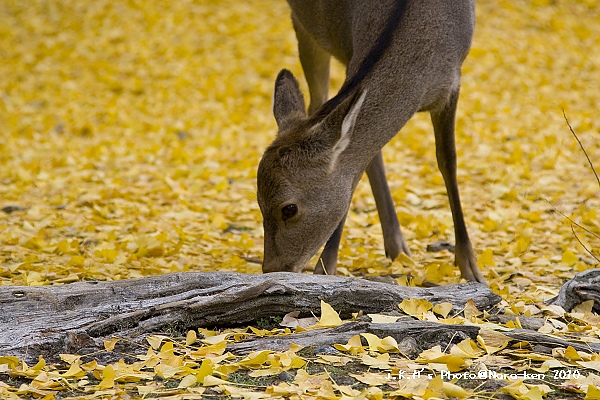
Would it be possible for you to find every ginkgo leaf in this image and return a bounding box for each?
[423,376,445,399]
[97,365,116,389]
[103,337,120,352]
[463,300,483,320]
[399,298,433,317]
[451,338,485,359]
[432,302,454,318]
[62,363,85,378]
[202,333,231,346]
[186,330,198,346]
[238,351,272,367]
[146,336,165,350]
[360,353,391,370]
[334,335,366,355]
[178,374,198,388]
[368,314,401,323]
[316,355,353,366]
[195,359,214,385]
[202,375,229,387]
[442,382,471,399]
[578,361,600,374]
[587,385,600,399]
[477,329,510,354]
[30,356,46,372]
[349,372,389,386]
[318,300,343,327]
[416,346,467,372]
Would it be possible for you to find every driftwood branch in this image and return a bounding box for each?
[230,320,600,356]
[548,268,600,312]
[229,320,481,356]
[0,272,499,363]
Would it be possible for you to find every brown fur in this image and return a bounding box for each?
[257,0,485,283]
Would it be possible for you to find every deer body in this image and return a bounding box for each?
[257,0,485,283]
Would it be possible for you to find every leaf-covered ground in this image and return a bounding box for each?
[1,0,600,399]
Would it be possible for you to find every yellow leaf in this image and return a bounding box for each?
[349,372,389,386]
[31,356,46,371]
[576,361,600,375]
[416,346,467,372]
[360,353,391,370]
[361,333,384,352]
[522,385,544,400]
[317,355,352,366]
[433,302,454,318]
[154,363,181,379]
[482,218,499,232]
[59,354,80,364]
[158,341,175,359]
[191,341,227,358]
[103,337,120,352]
[202,333,230,345]
[146,335,164,350]
[178,374,198,388]
[202,375,229,387]
[186,330,197,346]
[479,248,496,267]
[238,350,271,367]
[395,252,416,267]
[62,362,85,378]
[477,329,510,354]
[424,376,445,398]
[363,386,384,400]
[451,339,484,359]
[249,367,283,377]
[463,300,482,320]
[0,356,20,368]
[195,359,213,384]
[68,255,85,267]
[399,298,433,317]
[318,300,343,327]
[81,360,98,371]
[334,335,366,355]
[562,250,578,266]
[368,314,400,323]
[443,381,470,398]
[565,346,584,361]
[586,385,600,399]
[97,364,116,389]
[380,336,400,352]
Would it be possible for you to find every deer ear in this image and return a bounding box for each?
[273,69,307,130]
[329,89,368,169]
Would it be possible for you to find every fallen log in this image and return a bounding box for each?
[0,272,499,363]
[229,320,481,356]
[229,321,600,355]
[548,268,600,313]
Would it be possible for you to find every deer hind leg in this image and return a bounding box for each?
[431,88,486,284]
[366,151,410,260]
[292,15,331,115]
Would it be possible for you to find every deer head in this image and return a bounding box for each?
[257,69,367,273]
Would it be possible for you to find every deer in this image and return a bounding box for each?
[256,0,486,284]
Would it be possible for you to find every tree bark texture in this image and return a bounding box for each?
[0,272,500,362]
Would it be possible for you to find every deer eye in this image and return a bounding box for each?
[281,204,298,221]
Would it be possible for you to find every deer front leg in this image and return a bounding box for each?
[366,151,410,259]
[314,215,346,275]
[431,89,486,284]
